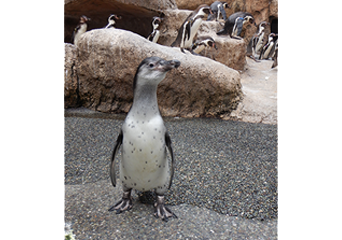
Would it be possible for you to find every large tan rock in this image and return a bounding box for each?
[175,0,213,10]
[64,43,79,108]
[75,29,242,118]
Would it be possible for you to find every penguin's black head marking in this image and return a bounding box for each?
[133,57,180,92]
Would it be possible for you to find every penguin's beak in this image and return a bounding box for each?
[158,59,181,72]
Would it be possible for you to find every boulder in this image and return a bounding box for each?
[175,0,213,10]
[75,29,242,118]
[64,43,80,108]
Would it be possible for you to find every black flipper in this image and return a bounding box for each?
[218,4,227,21]
[110,130,123,187]
[186,21,191,41]
[165,131,175,189]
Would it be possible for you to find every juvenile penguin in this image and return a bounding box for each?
[105,14,122,29]
[147,17,162,43]
[190,36,218,55]
[71,15,91,46]
[171,4,212,53]
[216,12,255,39]
[207,1,230,21]
[108,56,180,221]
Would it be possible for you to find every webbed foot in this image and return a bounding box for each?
[153,195,177,222]
[108,189,133,214]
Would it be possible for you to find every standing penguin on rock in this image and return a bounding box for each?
[71,15,91,45]
[108,56,180,221]
[147,17,162,43]
[104,14,122,29]
[171,4,212,53]
[207,1,230,21]
[216,12,255,39]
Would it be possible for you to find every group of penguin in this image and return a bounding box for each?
[71,2,277,68]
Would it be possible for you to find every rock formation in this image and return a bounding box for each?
[64,43,79,108]
[73,29,242,118]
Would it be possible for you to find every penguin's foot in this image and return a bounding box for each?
[108,190,133,214]
[153,195,177,222]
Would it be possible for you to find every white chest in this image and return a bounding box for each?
[182,18,202,48]
[120,114,169,191]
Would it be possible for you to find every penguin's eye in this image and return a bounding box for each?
[149,63,155,68]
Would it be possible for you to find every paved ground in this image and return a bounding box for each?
[229,58,277,125]
[65,111,277,239]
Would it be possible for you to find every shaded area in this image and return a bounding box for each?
[65,110,277,221]
[64,0,160,43]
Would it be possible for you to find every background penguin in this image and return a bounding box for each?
[216,12,255,39]
[104,14,122,29]
[254,21,270,55]
[71,15,91,46]
[207,1,230,21]
[108,56,180,221]
[171,4,212,53]
[190,36,218,55]
[147,17,162,43]
[271,39,278,68]
[259,33,278,60]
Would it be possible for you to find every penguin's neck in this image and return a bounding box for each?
[131,84,160,118]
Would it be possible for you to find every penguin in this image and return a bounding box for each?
[104,14,122,29]
[71,15,91,46]
[254,21,270,55]
[147,17,162,43]
[216,12,255,39]
[259,33,278,60]
[271,39,278,68]
[108,56,181,221]
[171,4,212,53]
[207,1,230,21]
[190,36,218,55]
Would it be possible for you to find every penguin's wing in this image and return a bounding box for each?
[110,129,123,187]
[235,19,244,36]
[71,25,80,43]
[165,131,175,189]
[218,4,227,21]
[186,21,191,41]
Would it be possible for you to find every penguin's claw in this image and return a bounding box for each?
[153,195,177,221]
[108,197,133,214]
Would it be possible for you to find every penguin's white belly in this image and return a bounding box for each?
[264,42,274,59]
[183,18,202,48]
[193,44,205,54]
[120,116,169,191]
[74,24,87,46]
[152,30,160,43]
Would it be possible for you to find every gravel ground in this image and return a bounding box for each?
[65,108,277,239]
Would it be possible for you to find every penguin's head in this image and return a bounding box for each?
[197,4,213,16]
[152,17,162,29]
[222,2,230,9]
[80,15,91,23]
[133,57,180,90]
[109,14,122,21]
